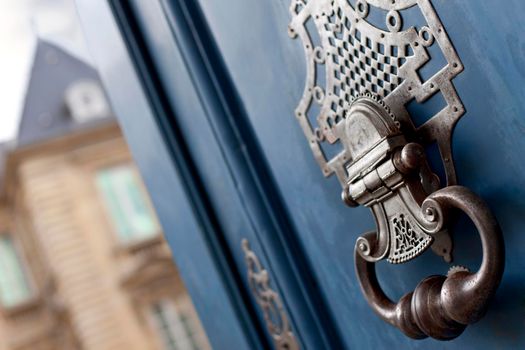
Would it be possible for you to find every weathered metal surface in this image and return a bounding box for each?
[340,95,441,265]
[355,186,504,340]
[242,239,300,350]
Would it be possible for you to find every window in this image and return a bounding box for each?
[96,165,159,243]
[0,235,32,308]
[150,300,200,350]
[65,79,110,122]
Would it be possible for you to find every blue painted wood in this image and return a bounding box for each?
[75,2,261,349]
[183,0,525,349]
[122,0,344,348]
[79,0,525,349]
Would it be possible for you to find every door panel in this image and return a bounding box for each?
[186,0,525,348]
[80,0,525,349]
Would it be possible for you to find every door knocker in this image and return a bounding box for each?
[288,0,504,340]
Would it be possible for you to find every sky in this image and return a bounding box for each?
[0,0,92,142]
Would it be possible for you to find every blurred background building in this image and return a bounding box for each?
[0,38,210,350]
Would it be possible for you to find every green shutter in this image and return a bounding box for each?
[0,236,32,307]
[96,165,159,243]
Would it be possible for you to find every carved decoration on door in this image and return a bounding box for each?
[288,0,504,340]
[242,239,300,349]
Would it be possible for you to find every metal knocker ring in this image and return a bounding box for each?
[355,186,505,340]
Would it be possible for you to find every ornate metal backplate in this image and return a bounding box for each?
[288,0,464,186]
[288,0,465,264]
[242,239,299,350]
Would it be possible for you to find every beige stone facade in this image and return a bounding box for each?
[0,122,210,350]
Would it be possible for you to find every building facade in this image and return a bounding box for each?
[0,40,209,350]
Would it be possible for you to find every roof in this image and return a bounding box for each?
[16,39,113,147]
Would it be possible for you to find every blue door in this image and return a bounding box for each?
[78,1,525,349]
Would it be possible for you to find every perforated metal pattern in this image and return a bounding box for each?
[289,0,464,186]
[321,5,413,120]
[389,214,432,264]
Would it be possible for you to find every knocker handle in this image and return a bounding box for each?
[355,186,505,340]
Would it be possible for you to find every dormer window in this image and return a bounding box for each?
[65,79,110,122]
